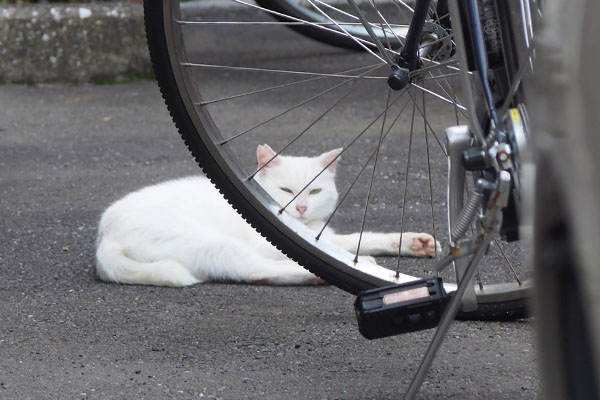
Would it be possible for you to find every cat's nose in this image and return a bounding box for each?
[296,204,307,215]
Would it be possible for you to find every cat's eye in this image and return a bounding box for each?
[309,188,322,195]
[280,187,293,194]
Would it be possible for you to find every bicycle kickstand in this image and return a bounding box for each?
[403,171,510,399]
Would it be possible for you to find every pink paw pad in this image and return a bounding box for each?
[314,277,328,285]
[411,236,437,257]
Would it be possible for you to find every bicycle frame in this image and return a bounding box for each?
[398,0,434,70]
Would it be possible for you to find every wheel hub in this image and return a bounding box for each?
[387,21,453,91]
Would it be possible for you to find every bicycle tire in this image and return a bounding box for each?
[143,0,531,320]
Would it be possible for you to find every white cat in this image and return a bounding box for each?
[95,145,440,287]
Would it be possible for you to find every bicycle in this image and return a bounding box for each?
[142,0,598,398]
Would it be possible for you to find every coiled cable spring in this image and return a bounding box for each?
[451,181,485,242]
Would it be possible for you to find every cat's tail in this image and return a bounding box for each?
[95,236,200,287]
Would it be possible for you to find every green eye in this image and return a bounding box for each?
[309,188,322,195]
[280,187,293,194]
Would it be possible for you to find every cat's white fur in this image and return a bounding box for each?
[96,145,441,287]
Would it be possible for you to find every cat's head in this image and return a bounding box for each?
[254,144,341,224]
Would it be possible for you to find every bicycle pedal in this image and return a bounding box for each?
[354,278,450,340]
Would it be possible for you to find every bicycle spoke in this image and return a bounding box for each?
[448,74,461,125]
[422,87,438,257]
[198,63,384,106]
[183,62,386,80]
[425,71,469,121]
[178,21,398,27]
[494,238,523,285]
[316,97,412,239]
[421,71,461,80]
[311,0,408,44]
[410,58,461,77]
[421,57,467,74]
[476,268,484,290]
[396,100,417,277]
[354,88,392,261]
[225,0,386,52]
[220,66,383,145]
[405,89,447,156]
[432,12,450,25]
[422,59,466,108]
[247,69,371,179]
[410,82,466,111]
[367,0,406,47]
[278,88,407,215]
[391,0,414,13]
[305,0,391,64]
[380,20,394,52]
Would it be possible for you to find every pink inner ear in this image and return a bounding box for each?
[257,145,281,169]
[320,148,342,172]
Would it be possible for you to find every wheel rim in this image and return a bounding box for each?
[156,0,533,305]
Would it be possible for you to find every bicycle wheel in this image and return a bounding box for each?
[531,0,600,397]
[144,0,531,320]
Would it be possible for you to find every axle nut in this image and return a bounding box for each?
[388,68,410,91]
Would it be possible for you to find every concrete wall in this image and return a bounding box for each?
[0,3,151,84]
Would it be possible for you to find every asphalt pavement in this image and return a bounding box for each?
[0,5,537,399]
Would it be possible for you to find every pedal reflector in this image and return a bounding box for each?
[354,278,450,340]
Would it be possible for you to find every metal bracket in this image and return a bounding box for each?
[445,125,478,312]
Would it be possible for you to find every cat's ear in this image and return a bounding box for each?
[319,148,343,172]
[257,144,281,169]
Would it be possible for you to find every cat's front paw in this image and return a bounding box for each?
[399,233,442,258]
[314,276,329,285]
